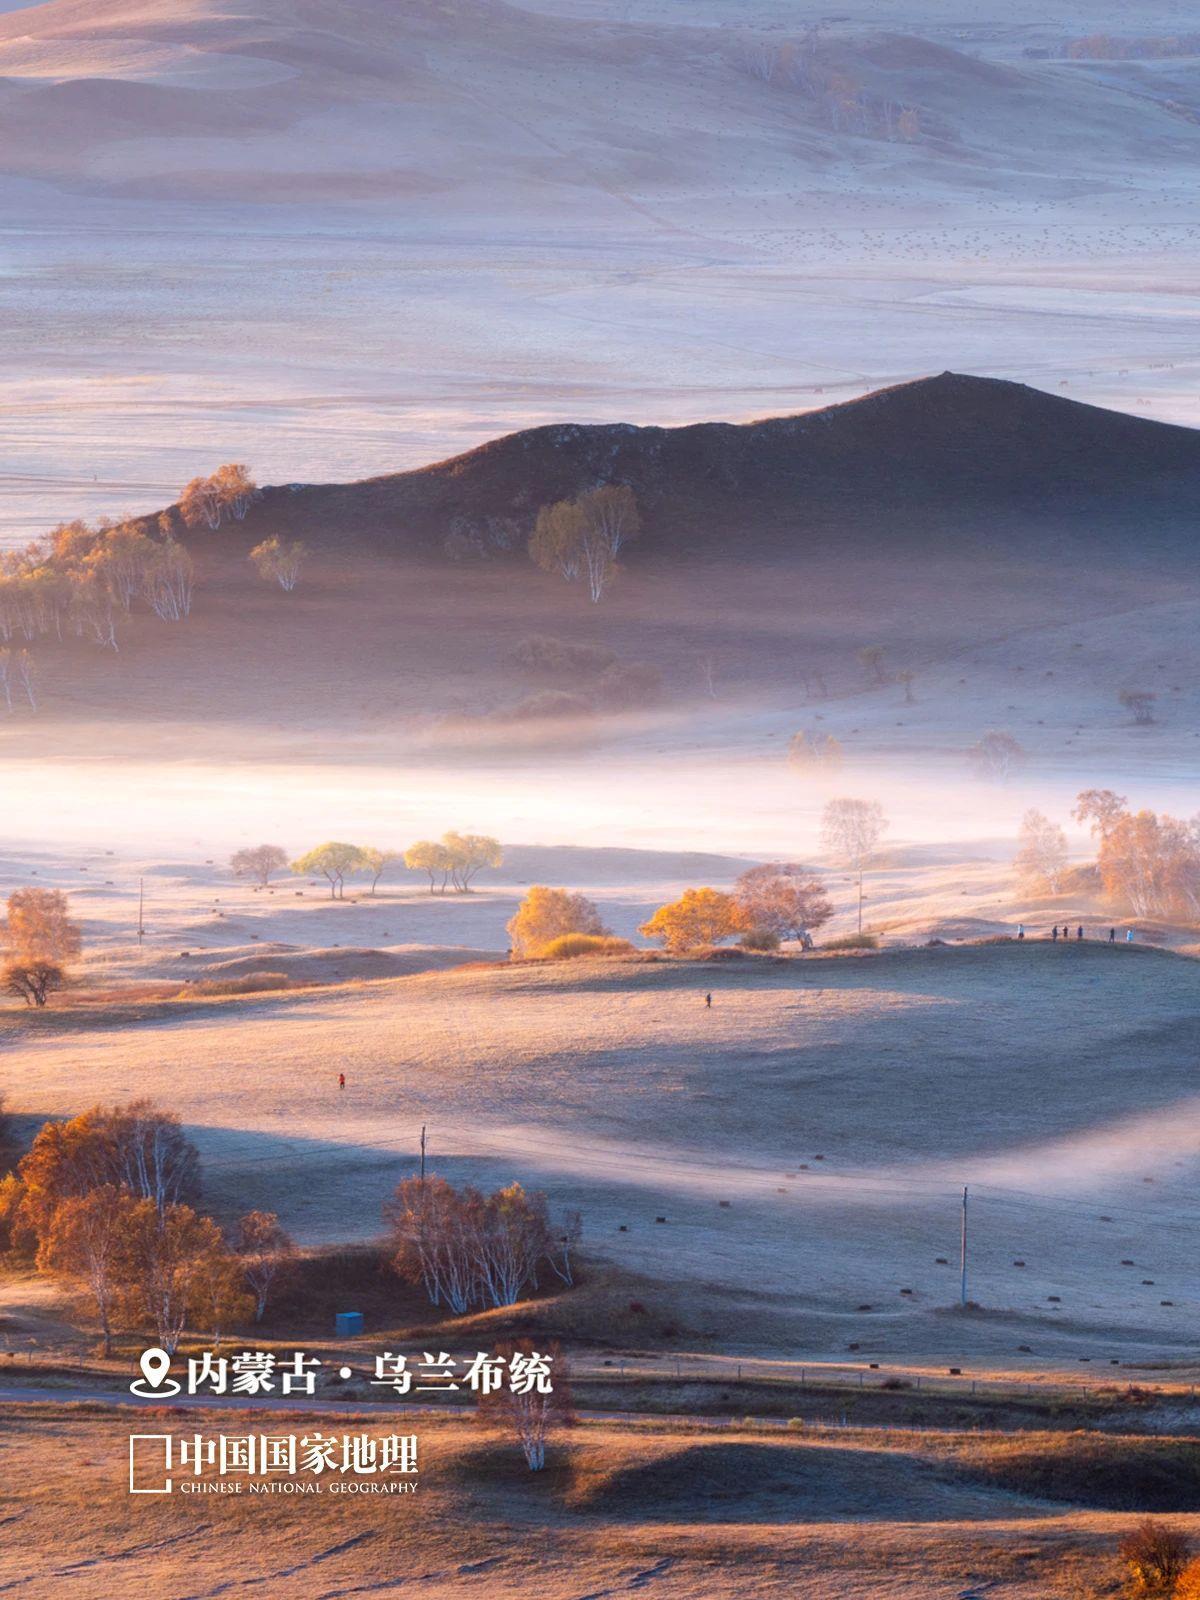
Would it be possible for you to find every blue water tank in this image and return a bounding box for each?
[335,1311,364,1337]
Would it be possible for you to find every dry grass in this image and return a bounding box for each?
[0,1404,1190,1598]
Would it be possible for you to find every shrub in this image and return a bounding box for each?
[1118,1520,1190,1595]
[509,691,595,721]
[511,635,615,677]
[189,972,293,996]
[594,661,662,710]
[1175,1557,1200,1600]
[822,932,879,951]
[739,928,780,952]
[538,934,635,960]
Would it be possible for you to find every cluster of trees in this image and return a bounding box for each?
[250,537,307,592]
[969,730,1026,783]
[1013,789,1200,922]
[231,834,504,897]
[290,842,402,899]
[739,32,923,141]
[506,864,835,961]
[179,464,258,531]
[0,647,36,713]
[385,1176,579,1315]
[789,729,842,769]
[637,862,834,954]
[1014,810,1069,893]
[0,1101,293,1353]
[508,633,661,721]
[529,486,641,604]
[403,833,502,894]
[442,513,522,562]
[3,887,81,1008]
[1078,790,1200,921]
[0,518,194,668]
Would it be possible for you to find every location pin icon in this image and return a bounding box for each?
[131,1346,181,1397]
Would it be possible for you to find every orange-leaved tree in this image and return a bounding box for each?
[638,887,747,954]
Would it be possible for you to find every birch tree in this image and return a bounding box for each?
[821,798,887,933]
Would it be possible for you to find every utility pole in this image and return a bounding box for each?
[137,878,145,947]
[960,1185,969,1307]
[419,1124,427,1182]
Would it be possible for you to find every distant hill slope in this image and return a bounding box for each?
[225,374,1200,562]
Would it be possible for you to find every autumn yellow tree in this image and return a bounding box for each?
[115,1199,240,1353]
[249,537,307,591]
[4,886,81,1007]
[638,888,747,953]
[291,841,368,899]
[36,1186,139,1355]
[404,839,454,893]
[234,1210,295,1322]
[506,886,609,958]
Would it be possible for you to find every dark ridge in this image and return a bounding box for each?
[176,373,1200,562]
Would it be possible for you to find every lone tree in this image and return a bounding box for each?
[1119,689,1156,725]
[1013,809,1068,893]
[638,887,747,953]
[734,863,833,947]
[1073,788,1128,841]
[968,730,1025,783]
[230,844,289,887]
[233,1210,295,1322]
[857,646,887,684]
[821,798,887,933]
[4,887,81,1007]
[360,848,401,896]
[506,886,609,958]
[291,841,367,899]
[475,1340,574,1472]
[249,537,307,592]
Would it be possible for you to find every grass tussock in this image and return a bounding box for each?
[185,971,295,996]
[537,934,637,960]
[822,933,880,952]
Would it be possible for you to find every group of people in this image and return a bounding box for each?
[1015,924,1132,943]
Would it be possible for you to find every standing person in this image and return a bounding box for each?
[1017,924,1025,940]
[1125,929,1134,943]
[338,1072,345,1090]
[1109,927,1116,943]
[1076,925,1083,941]
[705,992,712,1009]
[1051,925,1059,941]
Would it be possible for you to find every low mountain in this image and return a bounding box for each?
[223,374,1200,563]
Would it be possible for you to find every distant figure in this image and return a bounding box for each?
[1051,925,1059,941]
[705,992,712,1009]
[1017,924,1025,940]
[1125,929,1134,943]
[338,1072,345,1090]
[1077,925,1083,941]
[1109,927,1116,943]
